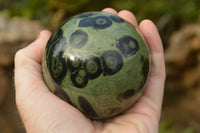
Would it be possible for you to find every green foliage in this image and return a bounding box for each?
[0,0,199,33]
[3,0,48,19]
[1,0,199,23]
[111,0,200,23]
[159,118,175,133]
[159,118,195,133]
[165,0,200,24]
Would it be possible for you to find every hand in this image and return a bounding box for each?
[14,8,165,133]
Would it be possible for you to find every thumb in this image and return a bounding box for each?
[18,30,51,63]
[14,30,56,131]
[14,30,51,97]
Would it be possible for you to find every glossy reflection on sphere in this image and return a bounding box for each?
[42,12,150,119]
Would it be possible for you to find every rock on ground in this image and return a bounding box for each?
[0,14,43,66]
[164,22,200,132]
[0,13,43,133]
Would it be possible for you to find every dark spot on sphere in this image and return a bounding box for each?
[110,107,122,115]
[93,16,112,29]
[141,56,150,79]
[101,50,123,75]
[79,15,112,30]
[79,17,96,27]
[46,32,67,85]
[121,89,135,99]
[46,28,63,55]
[54,87,73,105]
[67,56,83,72]
[140,55,150,89]
[76,12,96,18]
[84,55,103,80]
[49,51,67,84]
[109,15,124,23]
[47,28,63,46]
[70,30,88,49]
[78,96,98,118]
[117,36,139,57]
[71,69,89,88]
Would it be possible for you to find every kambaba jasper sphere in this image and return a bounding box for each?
[42,12,150,119]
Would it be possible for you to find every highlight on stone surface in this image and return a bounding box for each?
[42,11,150,119]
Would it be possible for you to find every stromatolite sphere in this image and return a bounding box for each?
[42,12,150,119]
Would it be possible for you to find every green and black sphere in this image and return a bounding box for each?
[42,12,150,119]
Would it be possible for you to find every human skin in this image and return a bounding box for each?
[14,8,166,133]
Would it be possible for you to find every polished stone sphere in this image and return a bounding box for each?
[42,12,150,119]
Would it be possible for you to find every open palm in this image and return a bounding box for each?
[14,8,165,133]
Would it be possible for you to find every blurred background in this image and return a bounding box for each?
[0,0,199,132]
